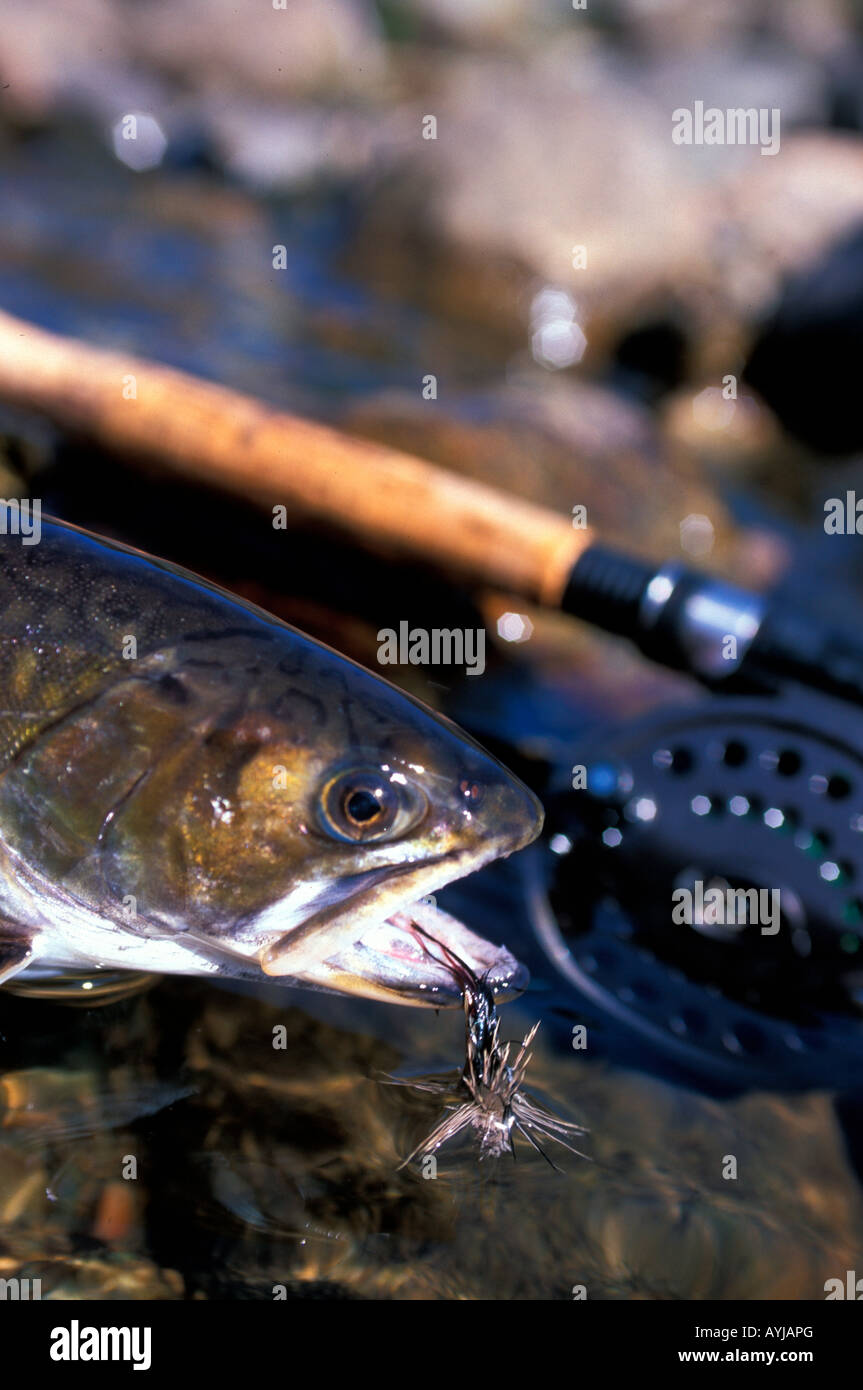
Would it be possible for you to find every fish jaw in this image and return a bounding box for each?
[340,904,529,1006]
[258,844,535,1007]
[256,780,543,1007]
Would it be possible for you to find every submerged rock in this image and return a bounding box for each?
[175,990,863,1299]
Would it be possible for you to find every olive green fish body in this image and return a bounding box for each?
[0,520,541,1006]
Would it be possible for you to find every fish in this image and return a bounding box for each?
[0,517,542,1007]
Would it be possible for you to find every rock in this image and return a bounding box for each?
[661,382,785,478]
[133,0,388,103]
[3,1244,185,1299]
[393,0,571,48]
[201,101,394,190]
[0,0,389,125]
[352,46,863,381]
[354,48,710,359]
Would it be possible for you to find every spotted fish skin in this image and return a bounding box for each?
[0,519,541,1006]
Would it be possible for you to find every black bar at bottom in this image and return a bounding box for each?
[1,1295,857,1376]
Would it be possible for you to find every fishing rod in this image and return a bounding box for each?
[0,308,857,706]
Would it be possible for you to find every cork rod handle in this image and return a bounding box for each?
[0,309,590,605]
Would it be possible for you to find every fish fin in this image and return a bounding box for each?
[0,933,33,985]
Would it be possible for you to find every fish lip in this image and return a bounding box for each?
[260,840,530,1006]
[360,904,530,1006]
[299,852,455,921]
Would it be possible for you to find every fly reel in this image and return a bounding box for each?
[525,685,863,1091]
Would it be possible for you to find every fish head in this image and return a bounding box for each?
[256,687,542,1004]
[67,629,544,1008]
[186,643,542,1006]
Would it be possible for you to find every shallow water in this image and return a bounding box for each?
[3,955,861,1300]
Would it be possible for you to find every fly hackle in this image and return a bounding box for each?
[390,920,589,1172]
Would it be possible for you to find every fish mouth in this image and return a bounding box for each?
[259,848,530,1008]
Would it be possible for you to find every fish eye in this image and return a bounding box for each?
[318,768,426,844]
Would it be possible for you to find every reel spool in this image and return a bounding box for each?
[525,686,863,1092]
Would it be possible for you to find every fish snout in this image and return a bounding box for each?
[474,767,545,858]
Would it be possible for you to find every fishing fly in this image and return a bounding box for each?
[392,923,588,1170]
